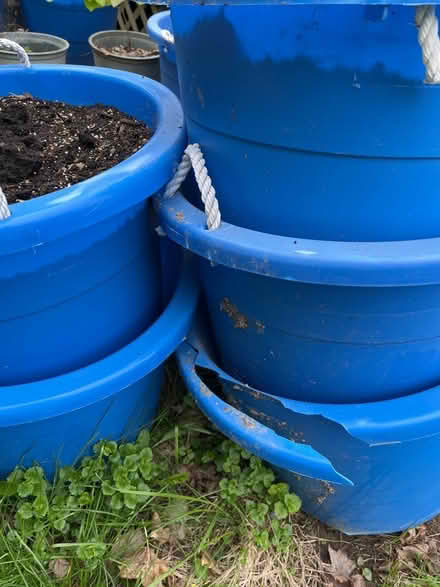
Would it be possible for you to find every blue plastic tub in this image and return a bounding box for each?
[0,65,185,385]
[20,0,115,65]
[1,254,198,479]
[159,191,440,403]
[178,321,440,535]
[148,11,179,97]
[171,5,440,241]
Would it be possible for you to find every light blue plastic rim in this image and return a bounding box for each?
[178,340,354,486]
[147,11,176,63]
[0,255,199,427]
[158,192,440,287]
[0,65,185,255]
[177,320,440,487]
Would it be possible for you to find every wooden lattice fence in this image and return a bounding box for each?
[117,1,165,32]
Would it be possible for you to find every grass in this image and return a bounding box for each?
[0,363,440,587]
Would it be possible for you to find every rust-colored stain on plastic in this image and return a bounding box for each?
[220,297,248,329]
[316,481,336,505]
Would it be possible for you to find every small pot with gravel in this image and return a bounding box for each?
[88,30,160,79]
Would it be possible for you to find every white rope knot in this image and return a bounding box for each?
[164,143,221,231]
[0,188,11,220]
[416,5,440,84]
[0,39,31,68]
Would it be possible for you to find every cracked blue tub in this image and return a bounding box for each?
[159,191,440,403]
[178,317,440,535]
[148,11,180,98]
[0,65,185,385]
[1,254,198,479]
[21,0,116,65]
[171,4,440,241]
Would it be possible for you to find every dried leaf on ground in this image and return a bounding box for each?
[328,546,356,583]
[151,512,171,545]
[400,525,427,545]
[111,528,146,559]
[178,464,218,492]
[49,558,71,579]
[150,528,171,544]
[397,539,440,572]
[200,552,222,576]
[351,575,367,587]
[119,547,170,586]
[154,506,187,544]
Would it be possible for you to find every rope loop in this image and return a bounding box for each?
[164,144,221,231]
[0,38,31,68]
[416,5,440,84]
[0,188,11,221]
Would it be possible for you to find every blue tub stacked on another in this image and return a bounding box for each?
[157,4,440,534]
[0,64,199,478]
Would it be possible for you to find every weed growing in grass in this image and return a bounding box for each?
[0,393,302,586]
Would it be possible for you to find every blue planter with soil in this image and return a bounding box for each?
[0,64,184,385]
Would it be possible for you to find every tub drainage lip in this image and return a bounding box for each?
[0,254,199,427]
[158,191,440,287]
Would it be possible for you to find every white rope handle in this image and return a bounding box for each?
[416,5,440,84]
[164,144,221,231]
[0,40,31,220]
[0,188,11,220]
[0,39,31,68]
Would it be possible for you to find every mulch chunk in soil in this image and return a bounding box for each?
[0,94,153,204]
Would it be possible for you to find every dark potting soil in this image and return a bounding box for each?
[0,94,153,204]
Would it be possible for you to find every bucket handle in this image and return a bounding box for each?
[164,144,221,230]
[177,341,352,487]
[0,40,31,222]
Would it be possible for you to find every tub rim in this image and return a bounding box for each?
[0,32,70,57]
[157,191,440,287]
[0,254,199,427]
[147,10,176,64]
[177,318,440,487]
[0,64,185,255]
[88,30,160,63]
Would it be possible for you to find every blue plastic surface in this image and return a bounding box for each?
[20,0,116,65]
[1,254,199,479]
[0,65,185,385]
[171,5,440,241]
[178,323,440,534]
[140,0,440,6]
[148,11,180,97]
[159,192,440,403]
